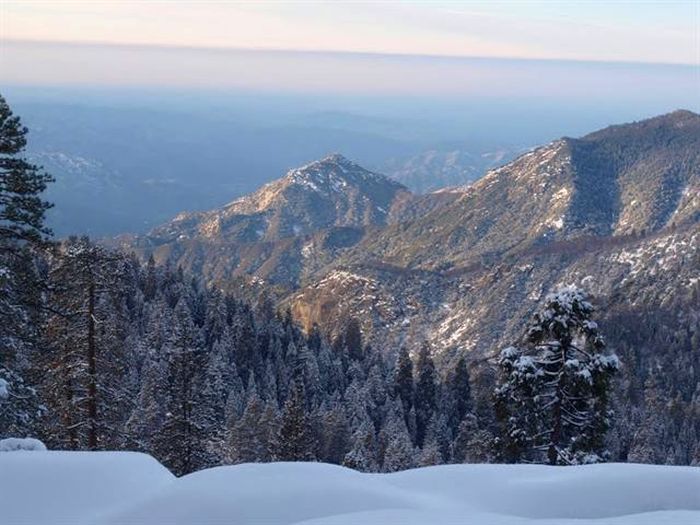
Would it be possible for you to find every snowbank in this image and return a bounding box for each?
[1,452,699,525]
[0,437,47,451]
[0,451,174,525]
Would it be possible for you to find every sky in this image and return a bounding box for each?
[0,1,698,102]
[1,1,698,64]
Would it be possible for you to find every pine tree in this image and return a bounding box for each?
[393,346,414,417]
[343,419,379,472]
[495,286,619,465]
[381,401,415,472]
[41,237,128,450]
[274,379,316,461]
[447,356,472,433]
[258,399,280,462]
[154,299,208,475]
[229,388,265,463]
[452,413,493,463]
[319,399,350,464]
[414,343,437,447]
[0,93,53,439]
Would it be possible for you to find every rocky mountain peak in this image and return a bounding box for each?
[284,153,402,193]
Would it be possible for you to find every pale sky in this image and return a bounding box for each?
[0,0,698,100]
[2,0,698,64]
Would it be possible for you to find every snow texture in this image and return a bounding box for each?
[1,452,699,525]
[0,437,47,452]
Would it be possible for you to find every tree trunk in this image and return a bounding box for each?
[548,339,568,465]
[87,280,98,450]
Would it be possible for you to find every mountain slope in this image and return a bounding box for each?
[124,111,699,358]
[286,110,699,355]
[128,154,411,286]
[344,110,699,272]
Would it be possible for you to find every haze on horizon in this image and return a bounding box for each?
[1,1,698,101]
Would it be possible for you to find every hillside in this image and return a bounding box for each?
[346,109,699,271]
[129,154,412,286]
[125,111,700,360]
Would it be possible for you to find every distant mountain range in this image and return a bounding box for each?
[121,110,699,365]
[378,148,517,193]
[17,98,523,237]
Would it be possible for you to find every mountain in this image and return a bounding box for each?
[285,110,699,357]
[345,109,699,272]
[379,147,518,193]
[127,154,412,286]
[114,110,700,465]
[127,111,699,349]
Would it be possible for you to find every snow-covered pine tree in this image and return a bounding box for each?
[0,93,53,439]
[343,418,379,472]
[318,398,350,464]
[414,343,437,447]
[381,400,415,472]
[41,237,129,450]
[495,285,619,465]
[451,413,493,463]
[274,379,316,461]
[229,386,265,463]
[154,298,209,475]
[258,398,281,462]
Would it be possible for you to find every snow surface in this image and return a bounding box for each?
[0,437,47,452]
[0,451,174,525]
[1,453,699,525]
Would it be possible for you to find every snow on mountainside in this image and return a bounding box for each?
[2,451,700,525]
[120,111,699,359]
[149,153,408,243]
[351,109,700,271]
[127,154,412,286]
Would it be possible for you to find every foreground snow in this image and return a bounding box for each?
[1,452,699,525]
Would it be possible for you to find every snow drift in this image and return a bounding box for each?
[1,451,699,525]
[0,451,174,525]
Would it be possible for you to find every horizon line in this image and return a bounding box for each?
[4,37,698,69]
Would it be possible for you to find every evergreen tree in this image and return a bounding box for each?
[0,93,53,439]
[274,379,316,461]
[41,238,128,449]
[495,286,619,465]
[393,346,414,416]
[448,356,472,433]
[154,299,208,475]
[381,401,415,472]
[343,419,379,472]
[452,413,493,463]
[229,388,266,463]
[319,399,351,464]
[414,343,437,447]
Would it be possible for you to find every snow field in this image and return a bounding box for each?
[1,451,699,525]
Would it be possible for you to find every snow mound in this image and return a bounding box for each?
[100,462,415,525]
[2,453,699,525]
[0,451,174,525]
[0,437,47,452]
[102,462,700,525]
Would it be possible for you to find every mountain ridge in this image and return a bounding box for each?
[121,110,699,360]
